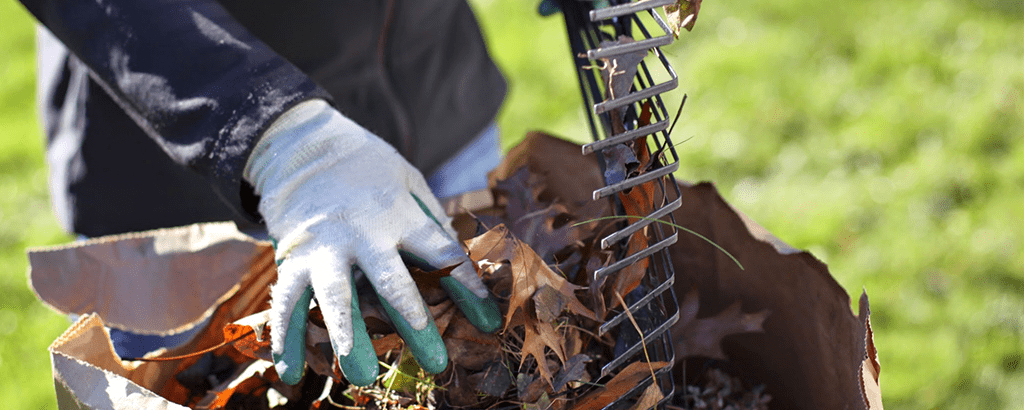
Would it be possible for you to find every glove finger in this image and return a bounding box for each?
[355,247,430,331]
[371,279,448,374]
[306,247,357,358]
[402,223,500,334]
[408,182,458,239]
[403,163,445,216]
[401,221,489,299]
[336,277,379,386]
[269,266,313,385]
[440,277,502,334]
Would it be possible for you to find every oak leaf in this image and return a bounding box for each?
[493,167,598,262]
[466,224,596,329]
[520,318,567,385]
[672,289,770,360]
[533,284,567,323]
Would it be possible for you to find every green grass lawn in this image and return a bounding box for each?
[2,0,1023,408]
[0,2,77,409]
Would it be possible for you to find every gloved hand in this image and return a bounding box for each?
[244,99,501,386]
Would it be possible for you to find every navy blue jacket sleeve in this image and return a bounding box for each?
[19,0,333,219]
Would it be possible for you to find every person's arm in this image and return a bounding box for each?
[19,0,501,385]
[19,0,331,216]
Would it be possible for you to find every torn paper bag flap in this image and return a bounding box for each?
[50,314,189,410]
[28,222,274,335]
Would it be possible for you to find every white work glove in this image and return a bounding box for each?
[244,99,500,386]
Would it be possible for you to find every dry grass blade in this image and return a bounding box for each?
[614,291,657,384]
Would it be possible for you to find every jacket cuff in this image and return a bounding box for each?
[205,78,334,224]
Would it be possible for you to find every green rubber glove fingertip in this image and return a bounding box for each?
[377,294,448,374]
[337,283,379,386]
[440,277,502,333]
[398,252,500,333]
[274,286,312,385]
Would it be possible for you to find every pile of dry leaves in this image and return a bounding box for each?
[136,133,755,410]
[104,133,878,410]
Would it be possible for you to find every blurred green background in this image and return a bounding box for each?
[1,0,1022,408]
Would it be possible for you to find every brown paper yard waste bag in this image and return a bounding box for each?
[29,222,277,409]
[667,182,882,409]
[488,132,882,409]
[28,132,881,409]
[50,314,190,410]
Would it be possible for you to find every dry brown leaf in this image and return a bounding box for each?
[408,263,455,287]
[492,167,545,217]
[572,361,668,410]
[673,289,769,360]
[665,0,703,36]
[609,228,651,307]
[493,167,599,262]
[446,365,479,408]
[466,224,596,329]
[609,136,656,304]
[552,354,591,393]
[409,264,456,308]
[372,333,404,357]
[629,383,664,410]
[488,131,609,219]
[474,360,513,397]
[534,284,568,323]
[304,320,337,379]
[517,372,548,403]
[407,262,456,306]
[224,311,272,362]
[602,144,638,186]
[431,300,458,336]
[599,36,646,112]
[443,315,502,371]
[520,319,568,385]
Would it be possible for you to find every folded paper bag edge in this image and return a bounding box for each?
[49,314,189,410]
[28,222,274,335]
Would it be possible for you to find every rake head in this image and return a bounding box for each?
[558,1,685,408]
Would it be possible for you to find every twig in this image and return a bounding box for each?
[120,331,249,362]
